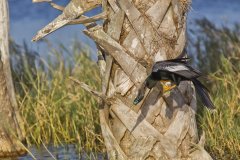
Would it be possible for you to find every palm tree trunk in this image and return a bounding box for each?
[0,0,26,157]
[32,0,213,159]
[84,0,213,159]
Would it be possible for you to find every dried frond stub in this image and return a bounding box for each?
[32,0,101,41]
[31,0,214,159]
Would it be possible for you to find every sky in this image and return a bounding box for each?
[8,0,240,56]
[189,0,240,26]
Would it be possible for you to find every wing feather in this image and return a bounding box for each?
[152,61,201,79]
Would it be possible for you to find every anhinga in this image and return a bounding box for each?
[133,58,215,109]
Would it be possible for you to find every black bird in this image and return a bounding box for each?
[133,58,215,109]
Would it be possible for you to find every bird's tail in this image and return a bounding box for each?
[192,79,215,109]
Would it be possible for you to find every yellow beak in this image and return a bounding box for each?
[160,80,177,93]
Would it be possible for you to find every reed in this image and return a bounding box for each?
[200,57,240,159]
[11,40,104,152]
[191,19,240,159]
[10,19,240,159]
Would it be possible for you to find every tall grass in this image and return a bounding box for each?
[9,19,240,159]
[10,40,104,152]
[200,57,240,159]
[190,19,240,159]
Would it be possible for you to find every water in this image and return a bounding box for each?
[5,1,240,159]
[17,145,106,160]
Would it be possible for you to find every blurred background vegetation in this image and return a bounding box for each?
[189,19,240,159]
[10,19,239,159]
[10,39,104,154]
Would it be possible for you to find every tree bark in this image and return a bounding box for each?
[84,0,213,159]
[0,0,26,157]
[32,0,213,159]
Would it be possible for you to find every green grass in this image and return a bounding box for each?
[10,19,240,159]
[191,19,240,159]
[11,40,104,152]
[198,56,240,159]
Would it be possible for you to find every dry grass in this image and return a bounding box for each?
[199,57,240,159]
[191,19,240,159]
[11,40,105,152]
[9,19,240,159]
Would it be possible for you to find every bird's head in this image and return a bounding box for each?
[133,96,144,105]
[151,71,162,80]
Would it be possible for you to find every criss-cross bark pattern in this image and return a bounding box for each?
[0,0,26,157]
[32,0,213,159]
[85,0,213,159]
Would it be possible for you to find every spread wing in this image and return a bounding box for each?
[152,61,201,79]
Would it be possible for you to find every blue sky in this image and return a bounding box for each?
[8,0,240,55]
[189,0,240,25]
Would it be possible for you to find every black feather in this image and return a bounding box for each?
[133,76,157,105]
[164,57,190,64]
[152,61,201,80]
[192,79,215,109]
[133,57,215,109]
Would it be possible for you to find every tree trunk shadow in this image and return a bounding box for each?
[131,82,187,133]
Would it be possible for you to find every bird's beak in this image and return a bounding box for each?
[160,80,176,93]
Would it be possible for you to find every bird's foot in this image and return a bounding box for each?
[160,80,177,93]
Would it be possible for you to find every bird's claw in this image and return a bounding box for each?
[160,80,177,93]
